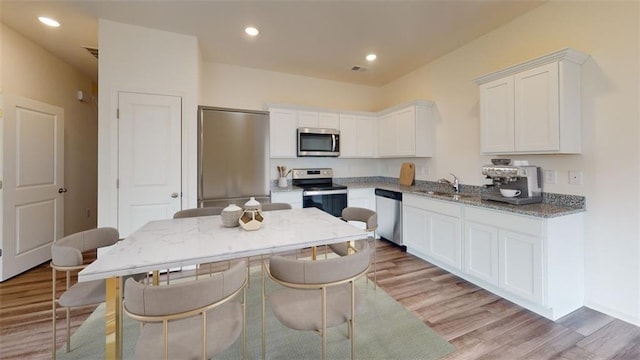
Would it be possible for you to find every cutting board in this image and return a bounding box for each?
[399,162,415,186]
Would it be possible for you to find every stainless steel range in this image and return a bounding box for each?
[292,168,347,217]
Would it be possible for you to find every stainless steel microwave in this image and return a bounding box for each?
[297,127,340,157]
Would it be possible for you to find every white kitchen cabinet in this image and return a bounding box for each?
[402,194,462,270]
[463,206,583,320]
[347,188,375,210]
[270,190,303,209]
[339,114,377,158]
[499,229,543,304]
[464,221,499,286]
[298,111,340,129]
[475,48,589,154]
[269,107,297,158]
[403,205,429,256]
[378,102,433,157]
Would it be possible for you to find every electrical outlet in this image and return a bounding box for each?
[568,170,583,185]
[544,170,557,184]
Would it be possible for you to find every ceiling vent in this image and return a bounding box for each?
[350,65,368,72]
[82,46,99,59]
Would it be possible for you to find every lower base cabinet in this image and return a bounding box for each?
[404,194,583,321]
[270,190,303,209]
[347,188,375,210]
[403,195,462,271]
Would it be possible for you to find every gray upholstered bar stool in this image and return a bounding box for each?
[328,207,378,288]
[173,206,224,219]
[124,260,248,360]
[263,242,372,360]
[50,227,121,359]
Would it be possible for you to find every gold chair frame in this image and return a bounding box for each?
[51,262,88,358]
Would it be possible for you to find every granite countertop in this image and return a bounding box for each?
[271,178,586,219]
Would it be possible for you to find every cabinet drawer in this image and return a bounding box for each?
[464,206,544,237]
[404,194,461,218]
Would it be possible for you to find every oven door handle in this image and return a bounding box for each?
[303,189,348,196]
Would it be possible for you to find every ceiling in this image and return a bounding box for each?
[1,1,545,87]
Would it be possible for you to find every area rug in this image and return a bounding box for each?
[57,268,455,360]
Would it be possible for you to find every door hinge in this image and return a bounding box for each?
[116,108,120,119]
[116,179,119,189]
[0,249,3,257]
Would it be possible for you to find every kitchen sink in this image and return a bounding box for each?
[415,189,477,201]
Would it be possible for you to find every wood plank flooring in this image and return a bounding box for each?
[1,240,638,359]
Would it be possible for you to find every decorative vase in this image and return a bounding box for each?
[239,197,264,231]
[220,204,242,227]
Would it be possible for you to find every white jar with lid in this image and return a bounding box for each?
[239,197,264,230]
[221,204,242,227]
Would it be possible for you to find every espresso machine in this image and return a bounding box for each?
[481,165,543,205]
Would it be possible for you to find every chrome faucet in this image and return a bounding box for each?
[438,173,460,193]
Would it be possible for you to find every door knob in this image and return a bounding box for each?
[58,188,68,194]
[171,192,179,198]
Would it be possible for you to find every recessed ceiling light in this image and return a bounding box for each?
[245,26,259,36]
[38,16,60,27]
[366,54,377,62]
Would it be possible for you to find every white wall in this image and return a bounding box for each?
[200,62,380,112]
[1,23,98,236]
[97,20,200,227]
[377,1,640,325]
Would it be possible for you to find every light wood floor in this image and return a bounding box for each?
[1,240,639,359]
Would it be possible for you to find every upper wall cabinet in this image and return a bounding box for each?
[267,100,433,159]
[474,48,590,154]
[269,107,298,158]
[298,111,340,129]
[378,101,433,158]
[339,114,377,158]
[268,107,341,158]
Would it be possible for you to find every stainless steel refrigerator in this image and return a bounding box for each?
[198,106,270,208]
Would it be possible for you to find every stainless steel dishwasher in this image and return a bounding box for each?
[375,188,405,250]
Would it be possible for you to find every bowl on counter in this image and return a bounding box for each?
[499,189,521,198]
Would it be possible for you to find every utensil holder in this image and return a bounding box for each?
[278,177,288,188]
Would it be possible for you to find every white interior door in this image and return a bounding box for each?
[1,96,64,281]
[118,92,181,237]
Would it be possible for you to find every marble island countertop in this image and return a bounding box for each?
[272,177,585,219]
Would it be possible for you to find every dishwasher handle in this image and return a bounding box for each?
[375,188,403,201]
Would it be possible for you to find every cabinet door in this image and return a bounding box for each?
[271,191,302,208]
[297,111,319,128]
[499,230,543,303]
[377,113,395,157]
[318,112,340,129]
[339,114,358,157]
[356,115,377,157]
[269,108,297,158]
[480,77,514,153]
[402,205,429,257]
[394,106,416,156]
[427,212,462,270]
[464,222,499,285]
[348,188,375,210]
[514,63,560,152]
